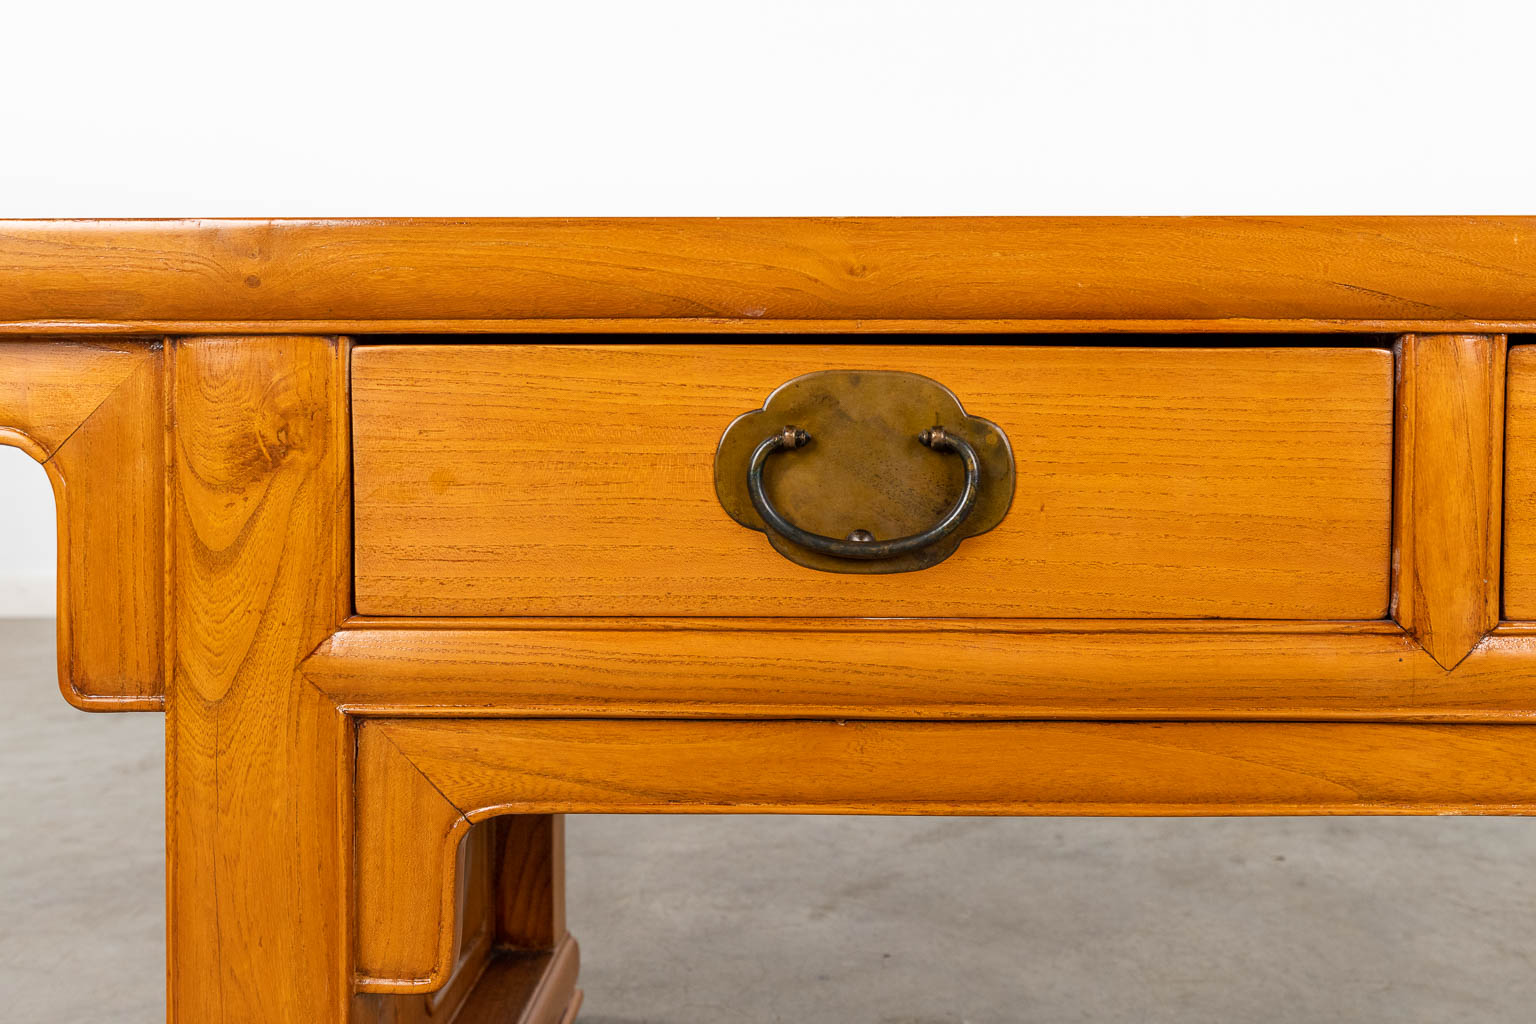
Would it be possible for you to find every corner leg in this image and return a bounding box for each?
[165,336,353,1022]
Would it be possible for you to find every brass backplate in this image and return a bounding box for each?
[714,369,1015,573]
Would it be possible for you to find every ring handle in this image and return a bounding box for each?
[746,424,981,560]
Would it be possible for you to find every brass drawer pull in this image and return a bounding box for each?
[715,369,1014,574]
[747,424,980,560]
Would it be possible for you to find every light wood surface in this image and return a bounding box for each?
[353,343,1394,619]
[350,945,581,1024]
[356,723,469,991]
[0,339,146,457]
[5,218,1536,329]
[7,221,1536,1021]
[165,336,353,1022]
[0,339,164,708]
[452,941,580,1024]
[355,723,571,999]
[1390,334,1505,666]
[304,624,1536,722]
[350,817,570,1022]
[428,821,497,1020]
[493,815,567,952]
[338,717,1536,967]
[17,316,1536,336]
[372,718,1536,818]
[1501,345,1536,618]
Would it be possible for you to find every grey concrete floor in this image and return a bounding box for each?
[4,618,1536,1023]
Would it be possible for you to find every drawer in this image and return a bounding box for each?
[351,343,1394,618]
[1504,345,1536,617]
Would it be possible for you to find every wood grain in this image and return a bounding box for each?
[17,317,1536,336]
[48,350,165,708]
[353,343,1394,619]
[10,223,1536,1021]
[342,616,1408,634]
[0,339,164,708]
[4,218,1536,326]
[375,718,1536,816]
[453,941,581,1024]
[1391,334,1505,666]
[1501,346,1536,618]
[165,336,353,1022]
[0,339,146,457]
[307,625,1536,722]
[428,821,498,1019]
[493,815,566,952]
[356,725,570,997]
[356,724,470,992]
[354,946,579,1024]
[351,819,559,1022]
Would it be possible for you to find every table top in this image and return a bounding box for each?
[2,217,1534,334]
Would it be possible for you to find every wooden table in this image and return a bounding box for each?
[5,217,1536,1022]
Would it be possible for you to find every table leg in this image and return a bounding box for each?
[166,335,353,1022]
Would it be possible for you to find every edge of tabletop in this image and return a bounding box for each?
[2,216,1535,328]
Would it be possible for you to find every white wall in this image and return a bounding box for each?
[0,451,55,616]
[3,0,1535,614]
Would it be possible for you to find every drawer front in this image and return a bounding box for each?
[1504,346,1536,618]
[352,344,1393,618]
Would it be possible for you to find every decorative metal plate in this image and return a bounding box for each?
[714,369,1015,573]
